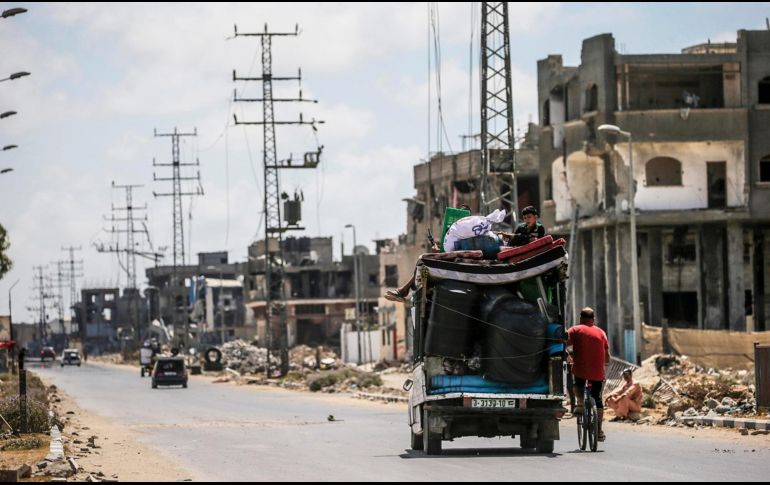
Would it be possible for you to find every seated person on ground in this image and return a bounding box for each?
[605,368,644,421]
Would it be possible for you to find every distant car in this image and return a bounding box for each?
[40,347,56,362]
[60,349,81,367]
[151,356,188,389]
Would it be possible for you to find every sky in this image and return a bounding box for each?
[1,2,768,322]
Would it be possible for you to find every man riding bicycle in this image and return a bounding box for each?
[566,307,610,442]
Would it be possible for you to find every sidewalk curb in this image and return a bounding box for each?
[46,424,65,461]
[680,416,770,431]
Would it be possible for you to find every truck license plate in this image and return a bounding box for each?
[471,398,517,408]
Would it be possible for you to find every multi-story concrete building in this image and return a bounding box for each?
[537,31,770,359]
[245,236,380,349]
[75,287,147,354]
[146,251,253,345]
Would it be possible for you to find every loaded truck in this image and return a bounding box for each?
[405,235,568,454]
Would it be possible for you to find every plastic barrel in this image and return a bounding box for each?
[479,287,548,385]
[424,280,479,358]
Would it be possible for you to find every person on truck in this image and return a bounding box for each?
[498,206,546,247]
[384,240,440,303]
[566,307,610,442]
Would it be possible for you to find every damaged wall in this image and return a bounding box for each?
[616,140,747,210]
[551,151,605,222]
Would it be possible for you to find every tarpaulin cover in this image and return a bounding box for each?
[642,324,770,369]
[429,374,549,395]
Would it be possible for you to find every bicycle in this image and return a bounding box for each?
[576,381,599,452]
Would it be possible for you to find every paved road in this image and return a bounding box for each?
[33,363,770,482]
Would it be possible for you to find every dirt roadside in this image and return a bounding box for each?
[43,380,197,482]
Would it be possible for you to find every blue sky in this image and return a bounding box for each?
[1,2,768,322]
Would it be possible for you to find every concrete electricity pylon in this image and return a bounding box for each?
[233,23,324,376]
[480,2,518,222]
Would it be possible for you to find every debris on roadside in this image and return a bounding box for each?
[625,354,764,428]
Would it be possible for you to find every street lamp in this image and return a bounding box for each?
[0,111,17,119]
[1,168,13,174]
[344,224,363,365]
[598,123,641,363]
[0,72,30,82]
[1,7,27,18]
[3,145,18,151]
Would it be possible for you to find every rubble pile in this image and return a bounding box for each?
[288,345,340,371]
[637,354,760,425]
[307,368,384,393]
[220,340,280,374]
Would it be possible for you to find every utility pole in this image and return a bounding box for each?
[96,182,154,347]
[29,265,50,344]
[61,245,84,332]
[51,260,68,337]
[233,23,324,377]
[480,2,518,222]
[152,128,202,348]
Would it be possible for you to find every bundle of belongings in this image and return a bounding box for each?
[426,208,567,271]
[412,208,567,395]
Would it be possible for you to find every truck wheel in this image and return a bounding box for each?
[422,408,442,455]
[536,438,554,454]
[182,382,188,389]
[520,436,537,449]
[411,429,424,451]
[152,381,158,389]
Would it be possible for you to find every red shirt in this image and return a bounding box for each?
[567,321,609,381]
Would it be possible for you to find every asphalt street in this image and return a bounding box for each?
[32,362,770,482]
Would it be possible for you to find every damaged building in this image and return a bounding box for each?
[245,236,380,349]
[146,251,253,345]
[538,31,770,359]
[75,287,148,354]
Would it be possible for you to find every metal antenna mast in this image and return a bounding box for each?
[233,23,324,375]
[480,2,518,221]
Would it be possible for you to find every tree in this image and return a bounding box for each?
[0,223,12,280]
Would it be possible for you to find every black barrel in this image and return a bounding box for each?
[479,287,548,385]
[424,280,479,358]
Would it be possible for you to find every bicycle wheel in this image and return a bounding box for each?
[586,397,598,452]
[577,413,586,450]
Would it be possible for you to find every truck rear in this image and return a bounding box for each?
[406,242,568,454]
